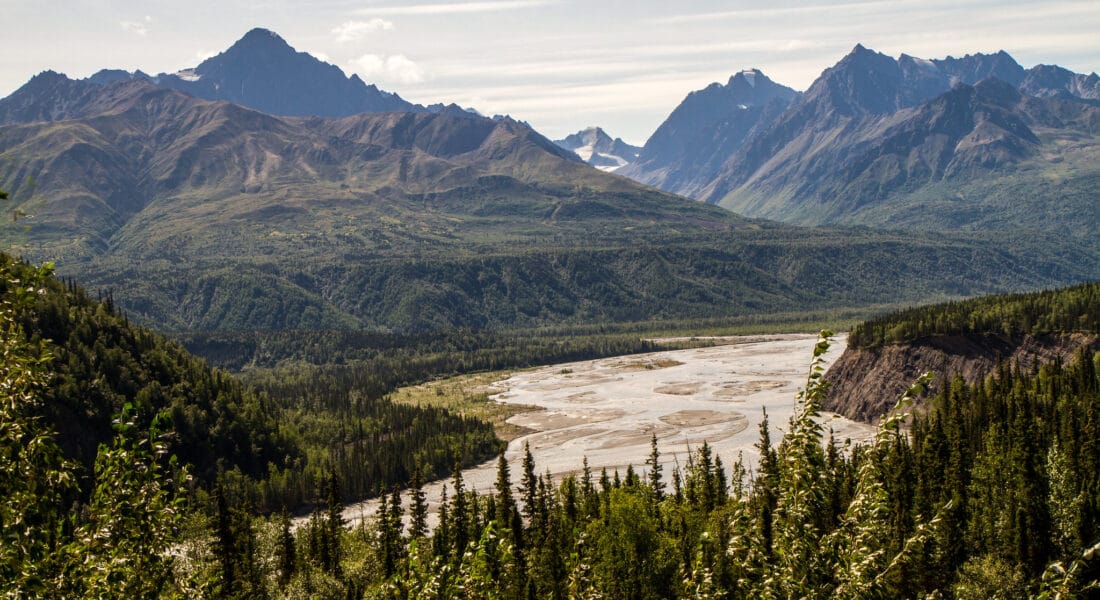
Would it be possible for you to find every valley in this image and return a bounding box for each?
[1,13,1098,598]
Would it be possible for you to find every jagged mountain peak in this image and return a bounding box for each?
[617,68,798,195]
[196,27,298,73]
[554,126,640,171]
[238,27,288,45]
[730,68,762,87]
[567,126,613,146]
[1020,63,1100,100]
[932,50,1026,86]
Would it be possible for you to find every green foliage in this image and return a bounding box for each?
[0,256,185,598]
[0,253,296,489]
[0,253,508,516]
[60,408,185,598]
[309,332,1097,598]
[0,261,73,595]
[849,281,1100,347]
[9,254,1100,597]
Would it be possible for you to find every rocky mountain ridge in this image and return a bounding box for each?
[4,28,422,121]
[617,69,798,197]
[553,126,640,171]
[622,46,1099,245]
[1,77,1089,331]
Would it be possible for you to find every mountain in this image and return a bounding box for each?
[1019,63,1100,101]
[617,69,797,198]
[703,46,1028,200]
[932,50,1026,87]
[79,28,421,118]
[0,77,1092,331]
[618,46,1098,252]
[676,46,1100,253]
[554,126,640,171]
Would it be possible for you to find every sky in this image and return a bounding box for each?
[2,0,1098,144]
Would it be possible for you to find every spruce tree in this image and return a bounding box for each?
[647,433,664,501]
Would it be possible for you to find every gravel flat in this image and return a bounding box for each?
[338,333,874,528]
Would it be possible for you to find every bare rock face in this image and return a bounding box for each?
[824,333,1100,422]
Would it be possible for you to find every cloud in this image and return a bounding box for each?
[332,18,395,43]
[119,15,152,37]
[355,0,554,16]
[349,54,425,84]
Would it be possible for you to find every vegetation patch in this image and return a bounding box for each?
[390,370,542,442]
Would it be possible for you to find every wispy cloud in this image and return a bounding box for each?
[355,0,555,16]
[349,54,425,84]
[332,18,394,42]
[119,16,152,37]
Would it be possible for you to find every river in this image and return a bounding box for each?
[337,333,874,528]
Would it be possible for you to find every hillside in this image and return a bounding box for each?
[0,254,293,484]
[0,252,508,514]
[0,75,1097,331]
[825,282,1100,420]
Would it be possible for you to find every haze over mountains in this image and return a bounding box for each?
[0,29,1096,332]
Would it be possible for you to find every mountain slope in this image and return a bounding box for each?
[152,28,419,117]
[617,45,1097,252]
[0,254,294,485]
[0,78,1096,331]
[618,69,797,198]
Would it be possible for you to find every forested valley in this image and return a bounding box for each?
[3,246,1100,597]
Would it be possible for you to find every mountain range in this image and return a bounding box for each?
[622,46,1099,248]
[0,30,1096,332]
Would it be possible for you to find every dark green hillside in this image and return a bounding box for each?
[849,281,1100,347]
[0,254,294,484]
[0,253,506,512]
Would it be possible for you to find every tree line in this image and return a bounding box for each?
[173,334,1100,598]
[848,282,1100,347]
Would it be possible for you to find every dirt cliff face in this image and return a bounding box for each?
[824,333,1100,422]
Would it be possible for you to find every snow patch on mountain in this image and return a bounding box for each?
[554,126,641,172]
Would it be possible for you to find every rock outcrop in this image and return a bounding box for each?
[825,333,1100,422]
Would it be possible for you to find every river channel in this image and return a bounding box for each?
[338,333,874,527]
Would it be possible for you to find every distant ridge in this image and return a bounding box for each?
[79,28,422,119]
